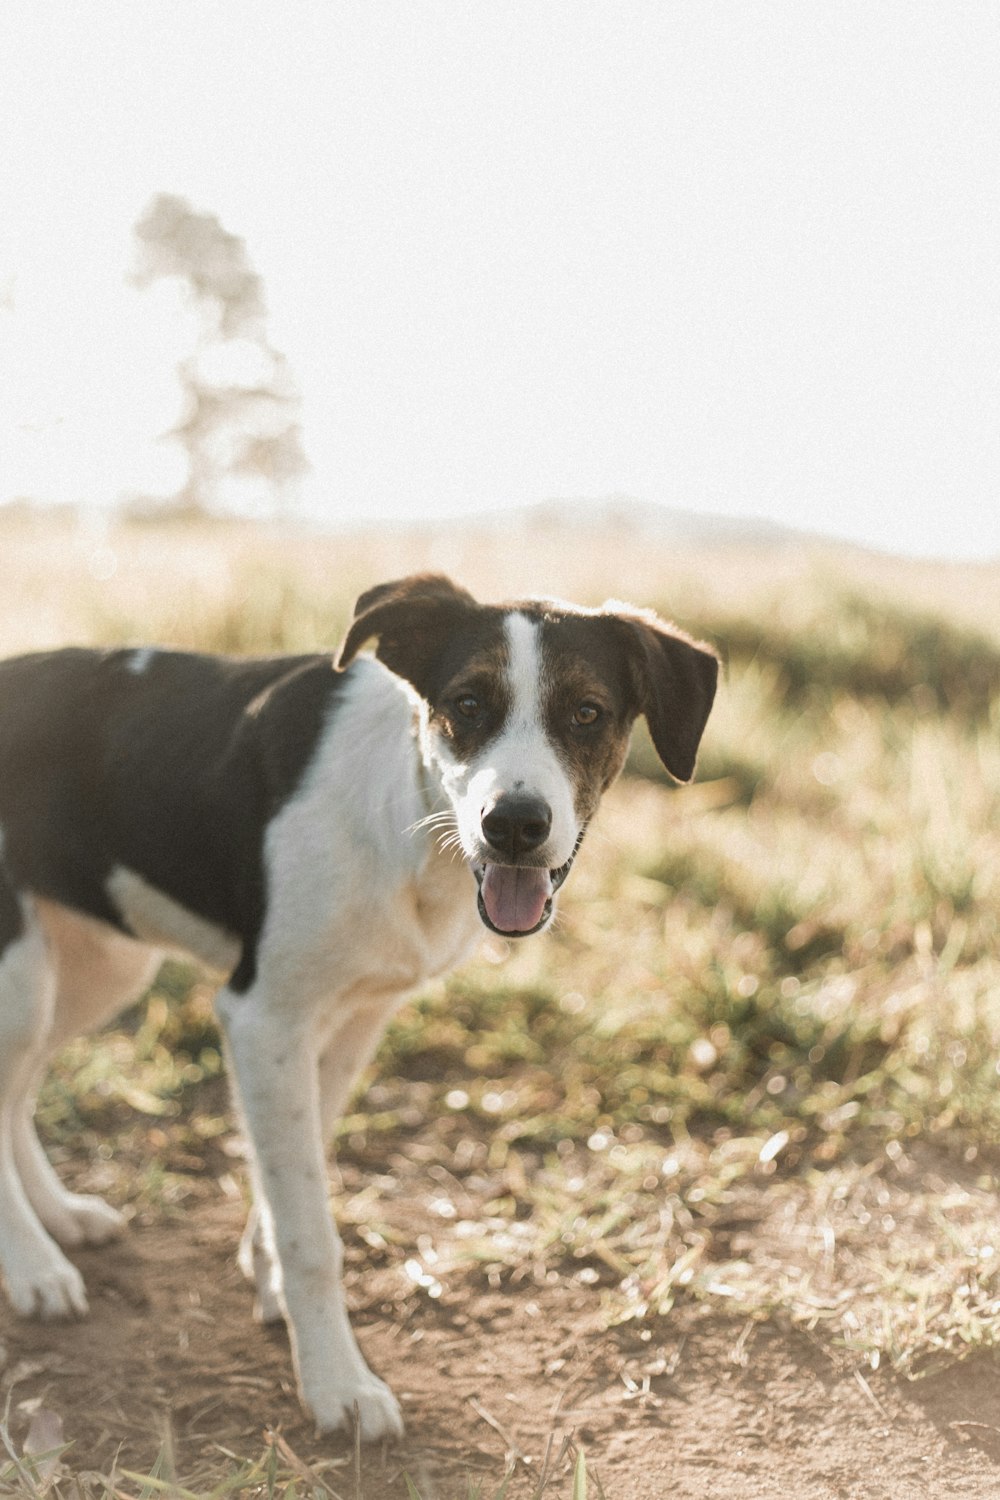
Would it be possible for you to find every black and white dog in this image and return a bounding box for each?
[0,574,717,1439]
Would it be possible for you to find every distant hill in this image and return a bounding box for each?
[442,495,827,550]
[0,493,848,552]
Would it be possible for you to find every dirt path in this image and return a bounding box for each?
[2,1199,999,1498]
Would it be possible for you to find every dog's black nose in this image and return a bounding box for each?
[482,794,552,861]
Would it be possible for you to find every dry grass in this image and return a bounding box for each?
[4,505,1000,657]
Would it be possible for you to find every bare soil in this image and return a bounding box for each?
[3,1196,1000,1499]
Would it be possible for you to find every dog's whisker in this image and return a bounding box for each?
[406,808,455,834]
[438,831,466,861]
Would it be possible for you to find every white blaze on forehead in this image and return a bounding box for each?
[504,610,546,733]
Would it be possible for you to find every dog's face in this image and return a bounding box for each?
[338,575,718,937]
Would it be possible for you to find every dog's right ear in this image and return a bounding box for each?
[336,574,479,698]
[605,606,719,784]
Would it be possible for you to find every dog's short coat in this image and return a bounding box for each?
[0,574,717,1438]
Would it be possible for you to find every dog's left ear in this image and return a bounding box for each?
[610,608,719,784]
[337,574,479,697]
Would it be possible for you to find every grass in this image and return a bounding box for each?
[2,511,1000,1493]
[0,1417,598,1500]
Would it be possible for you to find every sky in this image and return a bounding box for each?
[1,2,997,560]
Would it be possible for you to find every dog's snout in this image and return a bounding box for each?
[481,793,552,861]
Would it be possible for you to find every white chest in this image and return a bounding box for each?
[255,661,482,1004]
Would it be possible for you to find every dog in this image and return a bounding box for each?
[0,573,717,1439]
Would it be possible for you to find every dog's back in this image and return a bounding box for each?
[0,646,345,981]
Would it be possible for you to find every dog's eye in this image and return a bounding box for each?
[573,702,602,727]
[454,694,482,721]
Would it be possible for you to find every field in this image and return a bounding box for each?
[2,509,1000,1499]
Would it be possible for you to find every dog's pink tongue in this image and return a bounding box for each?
[481,864,553,933]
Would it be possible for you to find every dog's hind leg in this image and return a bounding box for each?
[12,1098,126,1248]
[11,901,161,1252]
[236,1194,281,1324]
[0,883,89,1319]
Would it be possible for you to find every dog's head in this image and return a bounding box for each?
[338,574,718,938]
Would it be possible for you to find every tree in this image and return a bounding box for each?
[133,193,308,516]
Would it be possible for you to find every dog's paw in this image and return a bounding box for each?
[308,1372,405,1442]
[3,1248,89,1320]
[44,1193,125,1248]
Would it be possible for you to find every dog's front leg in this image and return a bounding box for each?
[216,987,403,1441]
[238,996,401,1326]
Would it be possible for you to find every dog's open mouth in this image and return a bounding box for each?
[473,847,579,937]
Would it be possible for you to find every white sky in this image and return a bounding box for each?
[1,2,997,559]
